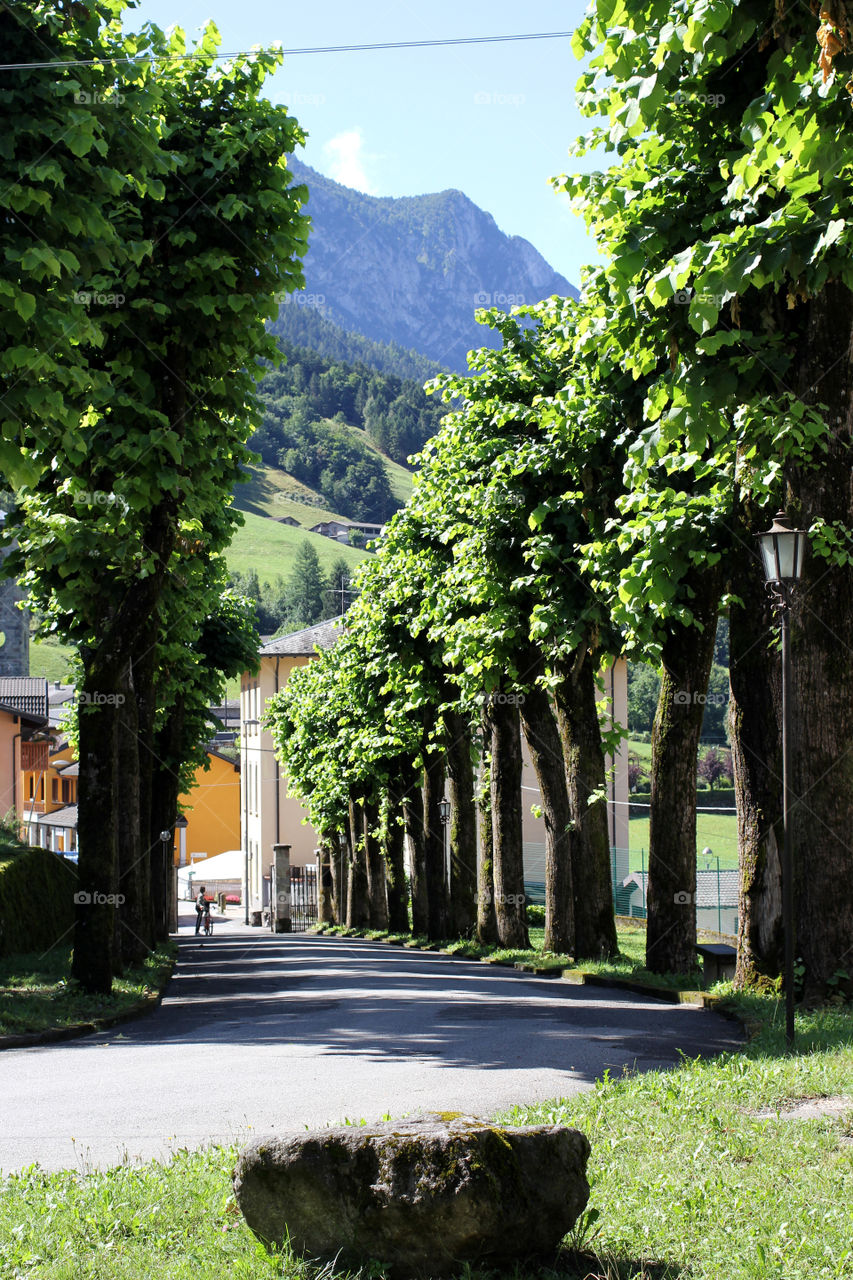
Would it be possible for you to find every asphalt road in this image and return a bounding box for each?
[0,916,743,1172]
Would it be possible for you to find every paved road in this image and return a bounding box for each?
[0,916,743,1172]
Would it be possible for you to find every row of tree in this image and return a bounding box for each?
[268,0,853,997]
[0,3,308,991]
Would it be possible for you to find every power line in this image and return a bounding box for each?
[0,31,574,73]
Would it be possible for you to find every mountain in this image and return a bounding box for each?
[282,158,577,374]
[271,301,446,385]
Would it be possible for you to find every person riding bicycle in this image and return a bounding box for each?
[194,887,211,936]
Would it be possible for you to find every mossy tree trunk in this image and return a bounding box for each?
[400,757,428,935]
[346,797,369,928]
[363,798,389,930]
[423,752,449,940]
[553,655,617,961]
[476,741,498,946]
[488,696,529,950]
[645,571,721,974]
[519,672,575,956]
[444,709,478,938]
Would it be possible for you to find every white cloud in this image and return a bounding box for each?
[322,129,376,194]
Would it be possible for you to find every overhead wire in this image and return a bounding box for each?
[0,30,575,72]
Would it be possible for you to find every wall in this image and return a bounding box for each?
[177,752,240,866]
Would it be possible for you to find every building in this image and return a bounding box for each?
[0,509,29,679]
[0,678,50,823]
[308,519,384,545]
[173,748,241,868]
[240,618,343,916]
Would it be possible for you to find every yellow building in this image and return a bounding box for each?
[174,749,241,868]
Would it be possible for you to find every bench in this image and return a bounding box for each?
[696,942,737,985]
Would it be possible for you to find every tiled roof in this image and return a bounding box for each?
[0,677,48,721]
[260,617,344,657]
[32,804,78,828]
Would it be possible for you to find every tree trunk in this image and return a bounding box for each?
[519,678,575,956]
[329,828,349,925]
[786,280,853,999]
[476,740,498,946]
[115,659,148,967]
[383,782,409,932]
[149,699,185,942]
[346,797,369,928]
[728,548,784,987]
[645,572,721,974]
[488,697,529,949]
[317,839,334,924]
[363,798,389,930]
[401,758,428,935]
[553,656,618,960]
[423,752,448,940]
[444,710,478,938]
[72,665,121,994]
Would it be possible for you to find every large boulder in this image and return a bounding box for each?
[233,1112,590,1278]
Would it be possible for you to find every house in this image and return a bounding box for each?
[173,748,241,868]
[0,677,51,827]
[621,869,739,937]
[240,617,343,916]
[240,620,630,918]
[308,519,384,545]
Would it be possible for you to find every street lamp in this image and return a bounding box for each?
[338,830,348,925]
[438,797,451,892]
[757,509,807,1050]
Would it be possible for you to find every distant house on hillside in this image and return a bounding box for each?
[309,519,384,545]
[275,516,300,527]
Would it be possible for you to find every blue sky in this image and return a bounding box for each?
[124,0,601,287]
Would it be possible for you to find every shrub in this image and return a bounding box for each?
[0,846,77,957]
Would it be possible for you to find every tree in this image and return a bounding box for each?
[627,665,661,736]
[564,0,853,990]
[285,542,326,628]
[5,12,309,991]
[697,747,729,793]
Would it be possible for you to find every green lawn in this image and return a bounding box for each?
[225,510,366,583]
[629,813,739,870]
[0,944,174,1037]
[232,464,346,525]
[28,636,77,684]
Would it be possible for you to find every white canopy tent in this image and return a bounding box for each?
[178,848,244,901]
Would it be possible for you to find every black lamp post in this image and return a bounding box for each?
[338,830,348,925]
[756,510,807,1049]
[438,797,451,889]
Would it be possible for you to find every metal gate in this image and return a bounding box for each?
[289,865,318,932]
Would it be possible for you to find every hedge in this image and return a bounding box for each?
[0,846,77,957]
[630,787,737,811]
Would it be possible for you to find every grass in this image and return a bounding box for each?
[0,943,175,1037]
[226,509,366,583]
[317,919,721,992]
[28,636,77,685]
[1,956,849,1280]
[629,814,739,871]
[233,463,347,525]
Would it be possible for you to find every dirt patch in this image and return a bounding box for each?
[751,1095,852,1123]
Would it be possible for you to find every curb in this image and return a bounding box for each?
[0,953,177,1052]
[313,928,732,1014]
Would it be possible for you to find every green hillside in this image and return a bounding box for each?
[226,510,366,582]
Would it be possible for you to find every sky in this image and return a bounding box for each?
[122,0,602,287]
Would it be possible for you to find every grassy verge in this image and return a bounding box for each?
[314,918,719,993]
[1,989,849,1279]
[0,943,175,1038]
